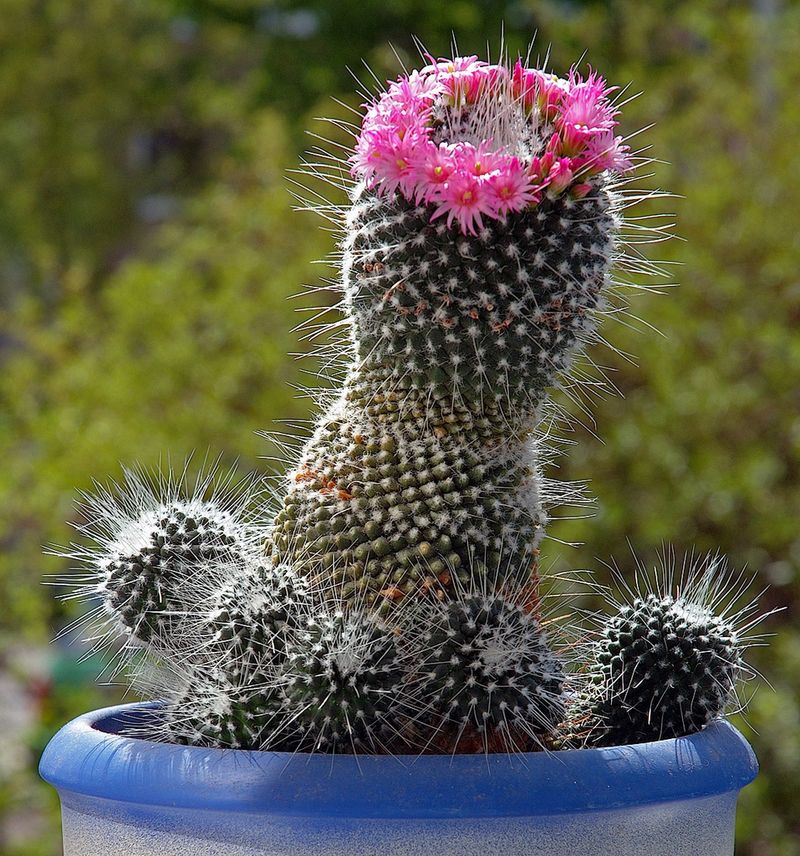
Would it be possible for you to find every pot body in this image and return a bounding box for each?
[40,703,758,856]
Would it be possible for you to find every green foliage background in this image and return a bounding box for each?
[0,1,797,852]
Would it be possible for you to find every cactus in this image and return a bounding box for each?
[265,58,628,608]
[198,561,310,679]
[163,669,285,750]
[53,49,770,756]
[278,601,406,752]
[53,464,266,657]
[568,555,770,747]
[405,585,566,753]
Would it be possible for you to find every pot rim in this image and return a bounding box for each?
[39,702,758,818]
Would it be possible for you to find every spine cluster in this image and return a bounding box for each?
[587,593,741,744]
[54,52,765,755]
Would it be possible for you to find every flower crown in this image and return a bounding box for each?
[350,56,634,234]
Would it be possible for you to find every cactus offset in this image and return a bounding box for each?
[164,670,285,750]
[569,555,769,747]
[278,602,406,752]
[53,465,265,656]
[199,562,309,679]
[406,587,566,752]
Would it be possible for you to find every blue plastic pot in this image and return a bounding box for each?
[40,702,757,856]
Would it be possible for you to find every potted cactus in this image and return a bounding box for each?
[41,50,765,856]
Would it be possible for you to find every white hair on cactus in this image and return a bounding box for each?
[393,552,582,755]
[129,655,288,750]
[47,459,267,676]
[569,549,778,747]
[274,574,415,754]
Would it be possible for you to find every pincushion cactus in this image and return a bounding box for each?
[54,465,265,657]
[279,604,405,752]
[406,588,566,753]
[164,671,284,749]
[197,561,309,677]
[266,58,626,606]
[53,48,768,756]
[569,555,770,747]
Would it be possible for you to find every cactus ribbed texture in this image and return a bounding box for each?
[200,562,309,678]
[408,592,566,751]
[165,672,284,749]
[54,465,264,656]
[102,505,247,644]
[279,608,405,752]
[587,594,740,744]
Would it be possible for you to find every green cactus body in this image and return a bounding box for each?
[268,185,617,605]
[409,593,566,750]
[279,610,405,751]
[200,562,309,678]
[57,54,719,756]
[101,500,252,646]
[581,592,744,746]
[167,676,284,749]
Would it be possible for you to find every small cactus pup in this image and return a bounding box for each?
[197,560,310,679]
[571,553,772,747]
[149,662,288,750]
[53,461,325,750]
[52,463,270,658]
[400,565,568,753]
[276,591,409,753]
[133,575,408,753]
[269,55,641,608]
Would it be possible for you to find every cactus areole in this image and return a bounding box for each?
[43,47,766,856]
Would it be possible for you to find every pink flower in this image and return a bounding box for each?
[368,126,429,197]
[404,69,446,101]
[568,67,618,103]
[420,56,509,106]
[431,171,496,235]
[454,141,505,178]
[371,96,430,137]
[571,183,593,199]
[419,54,488,79]
[557,69,618,155]
[469,64,509,99]
[575,128,634,174]
[350,127,387,183]
[511,62,568,119]
[528,134,561,184]
[350,55,635,234]
[412,143,458,202]
[546,157,575,194]
[351,97,432,190]
[486,157,540,215]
